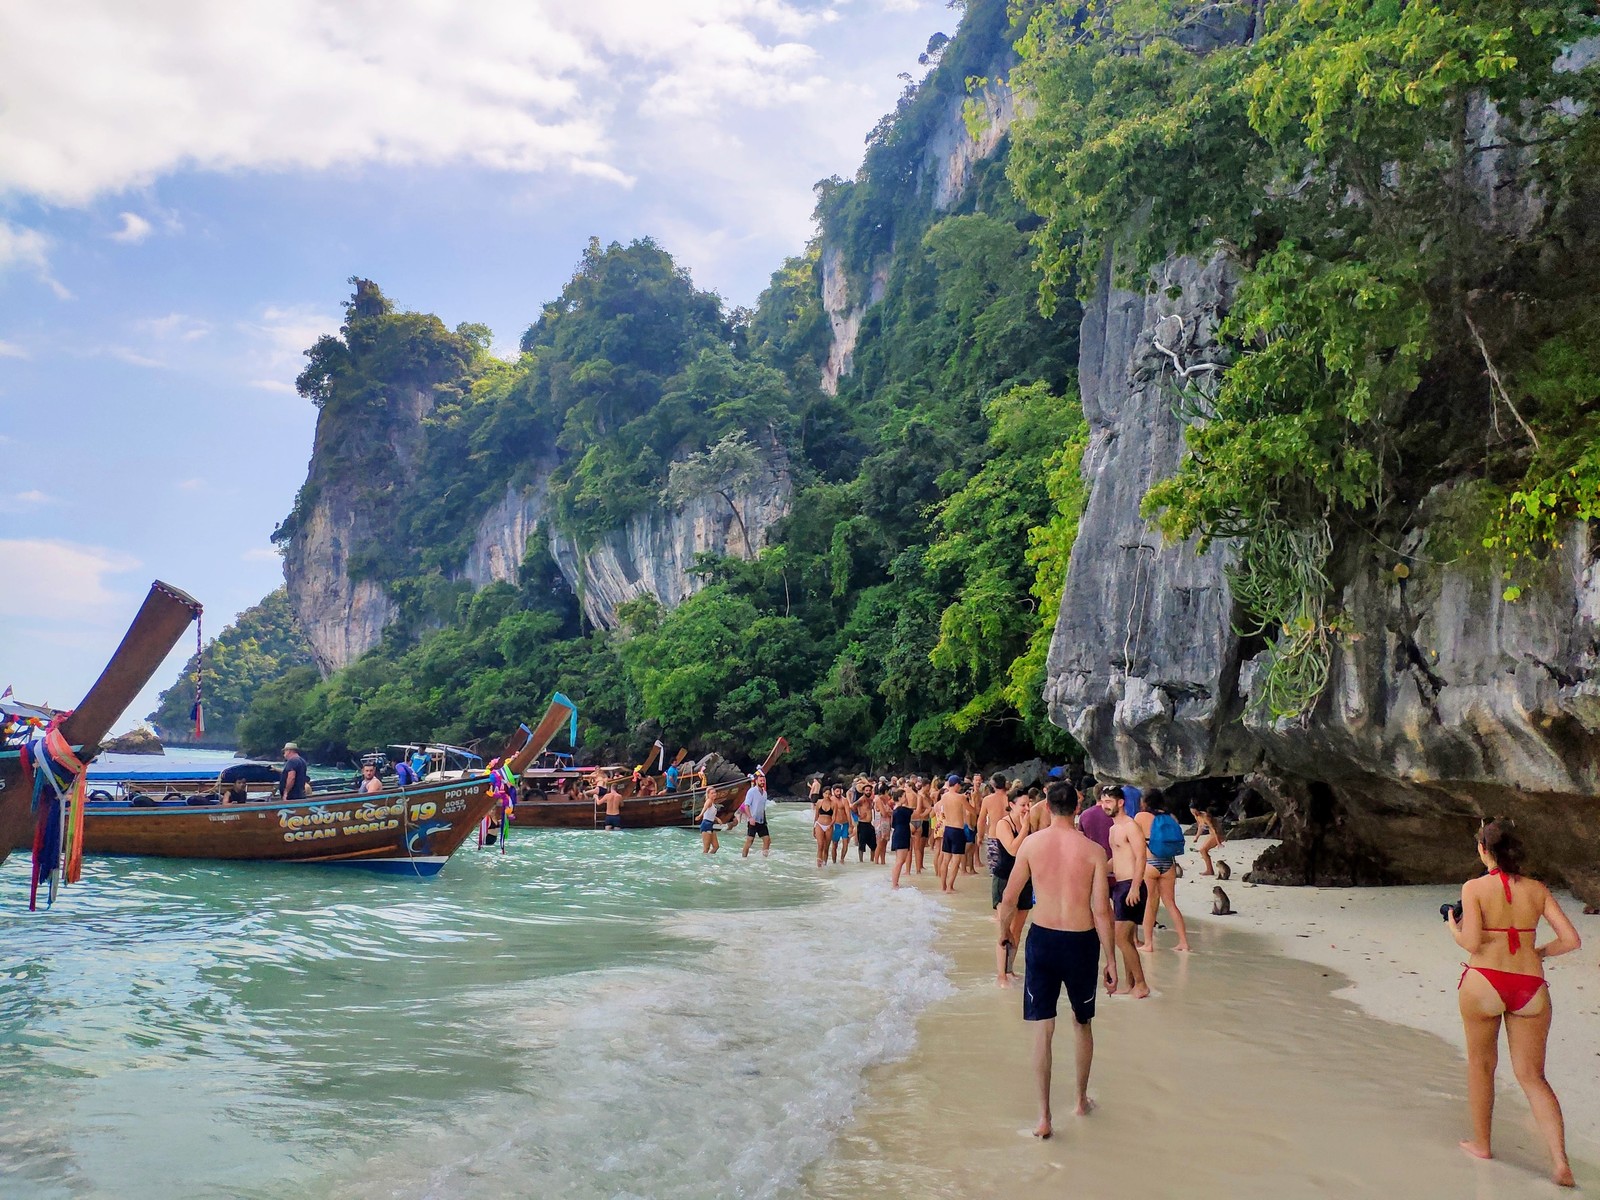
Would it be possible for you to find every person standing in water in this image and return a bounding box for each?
[911,779,932,874]
[737,768,771,857]
[854,779,877,862]
[938,777,971,894]
[812,783,834,868]
[597,782,625,831]
[1104,786,1150,998]
[890,788,915,888]
[998,781,1114,1139]
[697,791,722,854]
[1449,818,1581,1187]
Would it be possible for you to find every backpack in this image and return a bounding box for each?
[1148,813,1185,860]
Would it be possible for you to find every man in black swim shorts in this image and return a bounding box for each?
[997,781,1115,1139]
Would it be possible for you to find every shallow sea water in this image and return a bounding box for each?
[1,809,949,1198]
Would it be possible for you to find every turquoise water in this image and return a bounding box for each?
[0,810,948,1198]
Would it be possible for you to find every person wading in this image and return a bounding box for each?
[737,769,772,857]
[998,781,1115,1139]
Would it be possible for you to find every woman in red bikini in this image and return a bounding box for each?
[1447,818,1582,1187]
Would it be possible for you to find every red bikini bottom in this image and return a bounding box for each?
[1458,965,1548,1012]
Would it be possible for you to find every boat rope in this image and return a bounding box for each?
[22,721,88,909]
[190,610,205,739]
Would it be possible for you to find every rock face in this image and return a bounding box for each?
[549,452,792,629]
[1046,253,1600,900]
[820,54,1015,396]
[461,475,554,590]
[284,492,399,673]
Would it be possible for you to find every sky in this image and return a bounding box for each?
[0,0,951,733]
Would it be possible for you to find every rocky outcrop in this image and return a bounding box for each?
[1046,257,1600,898]
[1045,250,1254,782]
[284,493,399,673]
[284,381,433,672]
[549,453,792,629]
[821,52,1015,396]
[102,727,163,755]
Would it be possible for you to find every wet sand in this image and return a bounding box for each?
[805,868,1598,1199]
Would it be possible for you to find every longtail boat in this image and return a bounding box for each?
[78,699,569,874]
[1,582,202,878]
[508,737,789,830]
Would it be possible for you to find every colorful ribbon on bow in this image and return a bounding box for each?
[21,721,88,910]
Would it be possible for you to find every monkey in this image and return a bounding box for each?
[1216,860,1231,881]
[1211,886,1233,916]
[1174,861,1184,879]
[1585,905,1599,916]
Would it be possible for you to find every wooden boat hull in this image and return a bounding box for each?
[82,776,497,875]
[509,787,708,829]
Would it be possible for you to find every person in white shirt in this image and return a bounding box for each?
[738,769,772,858]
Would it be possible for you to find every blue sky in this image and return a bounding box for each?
[0,0,950,731]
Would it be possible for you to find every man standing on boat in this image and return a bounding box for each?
[280,742,309,801]
[738,768,772,858]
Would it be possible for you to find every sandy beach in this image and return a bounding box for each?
[806,848,1600,1198]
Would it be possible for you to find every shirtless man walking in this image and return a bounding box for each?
[938,777,972,893]
[999,781,1115,1139]
[1104,786,1150,998]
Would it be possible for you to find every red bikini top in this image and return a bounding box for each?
[1481,868,1537,954]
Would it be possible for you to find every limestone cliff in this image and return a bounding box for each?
[283,377,434,673]
[1046,254,1600,900]
[464,455,792,630]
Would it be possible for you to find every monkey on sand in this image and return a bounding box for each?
[1211,886,1233,916]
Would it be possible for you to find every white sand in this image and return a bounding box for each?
[1188,838,1600,1146]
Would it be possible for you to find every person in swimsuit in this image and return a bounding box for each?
[889,788,915,888]
[998,781,1115,1140]
[813,785,834,867]
[1104,787,1150,998]
[911,780,932,874]
[1134,788,1190,953]
[854,780,877,862]
[1192,803,1224,875]
[1448,818,1581,1187]
[938,777,972,894]
[830,784,852,865]
[991,794,1034,986]
[597,782,625,831]
[697,791,721,854]
[872,789,892,866]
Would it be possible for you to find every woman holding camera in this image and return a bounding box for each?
[1447,818,1581,1187]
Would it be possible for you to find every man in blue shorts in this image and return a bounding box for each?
[998,781,1115,1140]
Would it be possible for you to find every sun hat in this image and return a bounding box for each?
[283,742,299,751]
[945,773,960,784]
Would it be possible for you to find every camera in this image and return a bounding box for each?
[1439,901,1463,923]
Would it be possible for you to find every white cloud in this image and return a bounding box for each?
[0,538,141,621]
[0,1,860,205]
[13,489,53,504]
[109,211,153,243]
[237,302,338,394]
[0,339,27,358]
[0,218,70,298]
[175,477,206,491]
[103,346,166,368]
[134,312,211,341]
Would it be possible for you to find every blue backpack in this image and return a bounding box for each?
[1148,813,1185,860]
